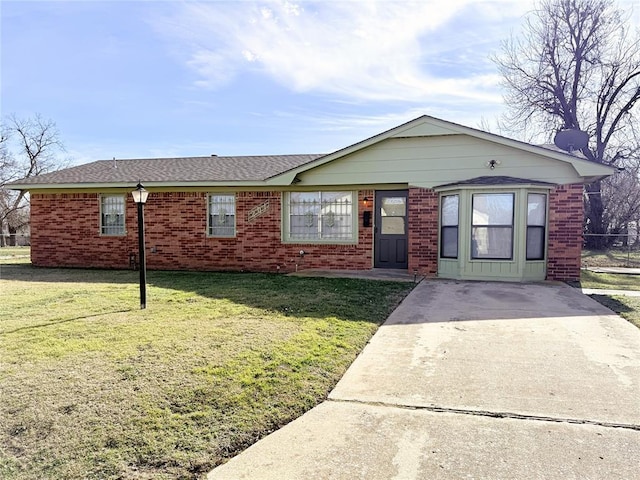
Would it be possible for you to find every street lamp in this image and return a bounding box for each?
[131,182,149,309]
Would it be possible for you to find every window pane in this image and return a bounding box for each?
[101,195,124,235]
[381,217,405,235]
[472,227,513,259]
[472,193,513,225]
[527,194,546,226]
[209,194,235,237]
[527,227,545,260]
[381,197,406,217]
[441,226,458,258]
[441,195,459,226]
[289,191,354,241]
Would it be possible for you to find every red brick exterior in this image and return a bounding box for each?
[30,190,374,273]
[546,183,584,281]
[407,188,439,277]
[30,184,584,281]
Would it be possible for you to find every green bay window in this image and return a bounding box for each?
[100,194,125,235]
[208,194,236,237]
[440,194,459,258]
[471,193,514,260]
[526,193,547,260]
[285,191,355,242]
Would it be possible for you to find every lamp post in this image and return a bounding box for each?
[131,182,149,309]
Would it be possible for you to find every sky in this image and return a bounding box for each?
[2,0,639,165]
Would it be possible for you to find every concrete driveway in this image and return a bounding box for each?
[209,281,640,479]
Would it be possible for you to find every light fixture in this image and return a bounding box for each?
[131,182,149,204]
[487,159,501,170]
[363,196,369,207]
[131,182,149,309]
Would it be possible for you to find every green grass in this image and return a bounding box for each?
[570,270,640,330]
[577,270,640,291]
[0,264,414,479]
[582,248,640,267]
[0,246,30,264]
[588,295,640,329]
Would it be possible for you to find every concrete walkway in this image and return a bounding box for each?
[209,281,640,479]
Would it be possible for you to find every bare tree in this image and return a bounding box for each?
[0,114,66,246]
[493,0,640,248]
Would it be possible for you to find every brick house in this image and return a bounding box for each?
[9,115,613,282]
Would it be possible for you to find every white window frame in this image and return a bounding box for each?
[100,194,125,236]
[208,193,236,237]
[283,191,358,244]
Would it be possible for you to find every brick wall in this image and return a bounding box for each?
[30,190,374,273]
[547,183,584,281]
[407,188,439,276]
[30,184,586,280]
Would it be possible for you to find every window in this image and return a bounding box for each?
[286,191,354,242]
[208,194,236,237]
[440,194,459,258]
[100,195,125,235]
[526,193,546,260]
[471,193,514,260]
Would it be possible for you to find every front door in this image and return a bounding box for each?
[374,190,408,269]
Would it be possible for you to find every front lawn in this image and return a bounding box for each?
[577,270,640,291]
[0,246,30,264]
[572,270,640,330]
[588,295,640,329]
[581,248,640,268]
[0,264,414,479]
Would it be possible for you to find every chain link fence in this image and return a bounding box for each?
[582,233,640,268]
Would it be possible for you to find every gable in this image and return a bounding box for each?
[293,134,591,188]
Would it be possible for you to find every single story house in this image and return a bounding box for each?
[9,115,614,282]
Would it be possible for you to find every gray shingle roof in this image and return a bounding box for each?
[10,154,325,186]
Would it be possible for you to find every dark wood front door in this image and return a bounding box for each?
[374,190,408,269]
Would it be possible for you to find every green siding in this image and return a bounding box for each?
[297,136,582,187]
[437,187,549,282]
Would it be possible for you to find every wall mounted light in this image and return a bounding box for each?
[363,196,370,208]
[486,159,501,170]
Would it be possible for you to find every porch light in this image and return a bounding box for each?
[363,196,370,207]
[131,182,149,309]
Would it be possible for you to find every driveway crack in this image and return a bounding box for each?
[328,398,640,432]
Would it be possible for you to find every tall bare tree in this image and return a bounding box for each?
[0,114,66,246]
[493,0,640,248]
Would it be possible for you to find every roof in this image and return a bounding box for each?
[8,154,324,188]
[282,115,614,183]
[7,114,615,190]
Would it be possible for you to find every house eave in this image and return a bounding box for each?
[7,180,279,191]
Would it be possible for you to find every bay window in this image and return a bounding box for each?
[471,193,514,260]
[440,194,459,258]
[526,193,546,260]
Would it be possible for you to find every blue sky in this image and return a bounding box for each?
[2,0,638,165]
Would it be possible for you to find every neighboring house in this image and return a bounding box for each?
[8,115,614,282]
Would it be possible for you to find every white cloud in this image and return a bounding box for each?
[154,0,535,104]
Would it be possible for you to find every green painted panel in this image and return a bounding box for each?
[297,136,583,187]
[436,187,550,282]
